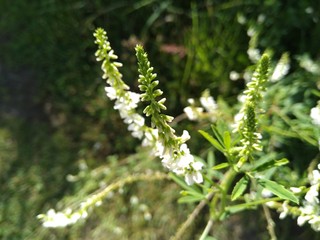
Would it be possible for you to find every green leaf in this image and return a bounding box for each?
[254,158,289,172]
[257,178,299,204]
[231,176,249,201]
[182,190,205,199]
[199,130,225,153]
[225,203,256,214]
[207,150,215,168]
[212,162,229,170]
[223,131,231,150]
[178,195,204,203]
[210,124,225,147]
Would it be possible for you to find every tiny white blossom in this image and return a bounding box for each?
[310,106,320,126]
[279,201,289,219]
[247,48,261,63]
[184,106,204,121]
[105,87,117,100]
[305,184,319,204]
[297,215,311,226]
[290,187,302,193]
[180,130,191,143]
[37,209,86,228]
[229,71,240,81]
[185,171,203,185]
[309,216,320,231]
[271,59,290,82]
[200,95,218,113]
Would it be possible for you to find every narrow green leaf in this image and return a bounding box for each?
[231,176,249,201]
[199,130,225,153]
[212,162,230,170]
[210,125,225,147]
[207,150,215,168]
[223,131,231,150]
[178,195,204,203]
[257,178,299,204]
[254,158,289,172]
[226,202,258,214]
[183,190,205,199]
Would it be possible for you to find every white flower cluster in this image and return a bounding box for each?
[105,87,145,139]
[142,128,203,185]
[297,164,320,231]
[37,208,88,228]
[184,90,218,122]
[105,84,203,186]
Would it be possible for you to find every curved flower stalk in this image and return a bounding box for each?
[234,54,270,167]
[136,45,203,185]
[37,172,168,228]
[94,28,146,139]
[94,28,203,185]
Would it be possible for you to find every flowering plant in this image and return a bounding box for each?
[37,27,320,239]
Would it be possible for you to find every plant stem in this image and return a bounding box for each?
[199,218,214,240]
[170,192,214,240]
[262,204,277,240]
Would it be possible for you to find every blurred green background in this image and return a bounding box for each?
[0,0,319,239]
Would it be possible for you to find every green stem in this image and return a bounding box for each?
[210,168,238,219]
[199,218,214,240]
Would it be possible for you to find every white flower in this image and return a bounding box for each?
[247,48,261,63]
[125,113,145,139]
[38,209,73,228]
[310,169,320,185]
[310,106,320,126]
[180,130,191,143]
[290,187,302,193]
[127,92,141,108]
[279,201,289,219]
[305,184,319,204]
[297,215,311,226]
[185,171,203,185]
[309,216,320,231]
[200,95,218,113]
[105,87,117,100]
[187,98,195,104]
[271,59,290,82]
[184,106,203,121]
[229,71,240,81]
[173,144,194,172]
[142,129,158,147]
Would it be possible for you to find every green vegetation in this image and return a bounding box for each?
[1,1,320,239]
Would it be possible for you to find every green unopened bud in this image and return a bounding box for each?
[245,102,256,134]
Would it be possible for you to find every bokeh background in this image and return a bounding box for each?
[1,1,320,239]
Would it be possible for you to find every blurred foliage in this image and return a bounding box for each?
[0,0,320,239]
